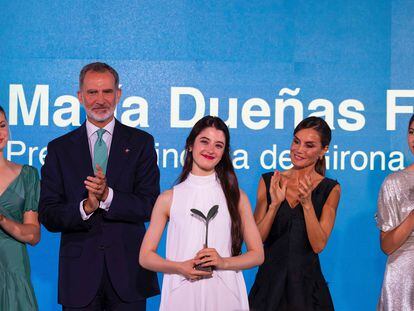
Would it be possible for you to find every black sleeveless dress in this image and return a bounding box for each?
[249,172,338,311]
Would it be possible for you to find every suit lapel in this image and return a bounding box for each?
[69,123,94,181]
[106,120,131,186]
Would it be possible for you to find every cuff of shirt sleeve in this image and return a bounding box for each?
[80,199,93,220]
[99,187,113,211]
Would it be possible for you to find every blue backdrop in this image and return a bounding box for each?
[1,1,414,310]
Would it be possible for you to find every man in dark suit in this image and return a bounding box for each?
[39,62,160,310]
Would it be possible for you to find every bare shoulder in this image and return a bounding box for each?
[324,184,341,210]
[330,184,341,196]
[157,189,174,206]
[239,189,249,201]
[257,176,265,186]
[151,189,174,219]
[406,164,414,171]
[3,161,23,178]
[7,161,22,173]
[238,189,253,212]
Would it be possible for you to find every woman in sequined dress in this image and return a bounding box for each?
[376,114,414,310]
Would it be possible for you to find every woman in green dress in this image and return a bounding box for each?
[0,105,40,310]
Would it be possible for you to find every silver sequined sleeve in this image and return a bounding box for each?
[376,171,414,232]
[376,170,414,311]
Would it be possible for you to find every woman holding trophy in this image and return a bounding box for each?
[140,116,264,311]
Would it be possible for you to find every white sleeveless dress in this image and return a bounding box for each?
[159,172,249,311]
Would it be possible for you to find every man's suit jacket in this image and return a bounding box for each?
[39,119,160,308]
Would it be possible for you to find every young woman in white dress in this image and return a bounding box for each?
[140,116,264,311]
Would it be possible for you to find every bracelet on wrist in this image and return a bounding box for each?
[269,203,278,210]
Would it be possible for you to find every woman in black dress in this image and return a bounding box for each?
[249,116,341,311]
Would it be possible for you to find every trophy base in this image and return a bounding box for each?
[194,263,213,272]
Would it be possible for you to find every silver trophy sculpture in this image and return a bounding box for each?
[191,205,219,272]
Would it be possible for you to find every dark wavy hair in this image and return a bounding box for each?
[293,116,332,176]
[178,116,243,256]
[79,62,119,89]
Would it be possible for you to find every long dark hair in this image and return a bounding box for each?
[178,116,243,256]
[293,116,332,176]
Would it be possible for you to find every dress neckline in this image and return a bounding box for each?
[0,165,25,198]
[285,177,326,210]
[186,172,218,187]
